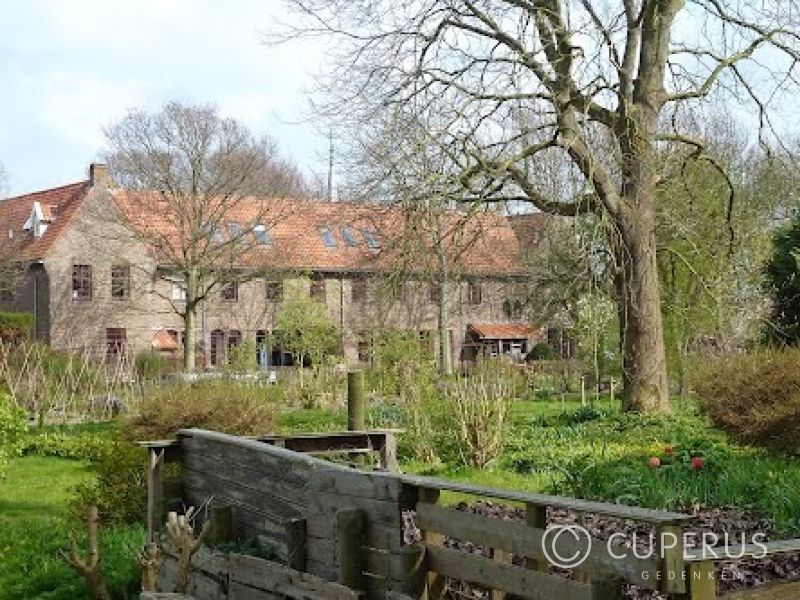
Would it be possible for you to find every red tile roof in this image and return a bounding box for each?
[1,180,530,276]
[468,323,541,340]
[0,181,90,260]
[151,329,179,351]
[112,191,528,276]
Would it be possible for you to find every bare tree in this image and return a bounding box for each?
[0,162,24,301]
[277,1,800,412]
[346,113,510,375]
[104,101,305,371]
[0,161,7,198]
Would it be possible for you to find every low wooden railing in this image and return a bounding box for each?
[401,475,692,600]
[141,430,800,600]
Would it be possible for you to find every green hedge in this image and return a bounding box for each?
[0,312,34,343]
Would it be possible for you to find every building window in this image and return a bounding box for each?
[320,227,337,248]
[310,276,326,302]
[228,222,243,240]
[503,299,524,320]
[429,282,442,303]
[111,265,130,300]
[352,277,367,303]
[467,280,482,305]
[72,264,92,301]
[357,337,372,363]
[390,280,406,301]
[362,229,380,250]
[266,279,283,302]
[105,328,126,359]
[342,227,358,247]
[221,281,238,302]
[210,329,225,367]
[253,224,271,245]
[227,330,242,360]
[171,279,187,302]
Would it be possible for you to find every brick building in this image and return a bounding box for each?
[0,164,543,368]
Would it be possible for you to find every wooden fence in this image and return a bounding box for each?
[142,429,800,600]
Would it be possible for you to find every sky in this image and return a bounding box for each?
[0,0,327,196]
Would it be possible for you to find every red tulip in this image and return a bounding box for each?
[648,456,661,468]
[691,457,705,470]
[664,446,675,455]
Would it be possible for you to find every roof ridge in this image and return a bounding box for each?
[3,180,89,203]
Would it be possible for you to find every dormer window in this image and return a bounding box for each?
[253,224,271,246]
[320,228,337,248]
[24,201,54,238]
[342,227,358,247]
[362,229,380,250]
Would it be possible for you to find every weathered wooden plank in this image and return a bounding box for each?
[306,513,404,552]
[426,545,593,600]
[659,523,687,594]
[181,435,311,488]
[685,538,800,562]
[686,561,716,600]
[337,509,365,588]
[181,468,304,520]
[415,502,661,590]
[147,448,165,543]
[306,491,402,531]
[403,475,693,524]
[228,581,282,600]
[229,552,363,600]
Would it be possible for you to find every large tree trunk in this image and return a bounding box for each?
[614,207,670,413]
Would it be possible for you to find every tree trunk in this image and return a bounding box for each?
[182,269,198,373]
[435,220,453,376]
[614,209,670,413]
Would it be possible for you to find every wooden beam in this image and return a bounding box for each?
[336,509,365,590]
[146,448,165,543]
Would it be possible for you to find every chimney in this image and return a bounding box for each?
[89,163,111,188]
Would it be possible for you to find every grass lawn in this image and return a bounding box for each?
[0,455,143,600]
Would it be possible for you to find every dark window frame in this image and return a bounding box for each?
[266,279,283,302]
[221,281,239,302]
[429,282,442,303]
[310,276,326,302]
[72,264,93,301]
[342,227,358,247]
[105,327,126,359]
[467,280,482,305]
[351,277,368,303]
[110,264,131,301]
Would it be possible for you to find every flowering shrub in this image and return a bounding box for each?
[0,391,26,479]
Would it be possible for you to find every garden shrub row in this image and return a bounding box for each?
[692,348,800,455]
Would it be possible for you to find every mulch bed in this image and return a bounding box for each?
[402,501,800,598]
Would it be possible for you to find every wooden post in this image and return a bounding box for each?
[591,575,624,599]
[379,432,400,472]
[525,503,547,571]
[419,488,446,600]
[659,524,687,596]
[687,561,716,600]
[207,504,233,546]
[285,517,307,572]
[336,509,365,589]
[147,448,165,543]
[581,376,586,406]
[490,549,512,600]
[347,370,366,431]
[609,378,615,404]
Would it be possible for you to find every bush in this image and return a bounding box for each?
[692,348,800,454]
[0,391,26,478]
[127,380,278,439]
[0,311,34,344]
[71,441,148,525]
[528,341,555,361]
[23,432,113,462]
[135,350,167,382]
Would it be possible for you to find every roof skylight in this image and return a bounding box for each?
[342,227,358,247]
[320,227,337,248]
